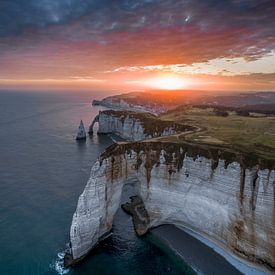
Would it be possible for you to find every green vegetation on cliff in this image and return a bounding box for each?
[101,106,275,163]
[101,140,274,171]
[160,106,275,160]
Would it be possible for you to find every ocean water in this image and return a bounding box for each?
[0,91,191,275]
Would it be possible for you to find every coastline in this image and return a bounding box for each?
[67,107,274,271]
[92,101,157,115]
[150,224,267,275]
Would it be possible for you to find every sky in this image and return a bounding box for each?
[0,0,275,91]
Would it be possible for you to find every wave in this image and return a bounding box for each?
[50,252,70,275]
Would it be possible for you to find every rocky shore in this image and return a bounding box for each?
[121,195,150,236]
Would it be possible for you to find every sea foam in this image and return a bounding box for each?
[50,252,70,275]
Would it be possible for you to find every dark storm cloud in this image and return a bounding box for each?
[1,0,275,36]
[0,0,101,36]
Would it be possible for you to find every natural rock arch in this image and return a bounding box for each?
[66,147,275,269]
[88,114,99,134]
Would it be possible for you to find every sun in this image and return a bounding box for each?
[145,75,187,90]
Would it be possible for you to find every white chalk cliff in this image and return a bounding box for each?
[93,96,160,114]
[76,120,86,140]
[89,110,193,140]
[68,141,275,269]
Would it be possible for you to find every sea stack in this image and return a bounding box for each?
[76,120,86,140]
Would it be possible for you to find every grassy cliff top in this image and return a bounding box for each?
[101,91,275,110]
[160,106,275,160]
[101,139,275,170]
[101,91,206,108]
[101,109,156,119]
[100,106,275,165]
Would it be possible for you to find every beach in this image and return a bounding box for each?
[151,224,266,275]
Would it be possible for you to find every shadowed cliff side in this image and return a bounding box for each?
[121,195,150,236]
[67,139,275,270]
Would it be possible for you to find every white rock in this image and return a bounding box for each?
[69,149,275,269]
[95,112,176,141]
[76,120,86,140]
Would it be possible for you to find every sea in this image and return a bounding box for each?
[0,90,192,275]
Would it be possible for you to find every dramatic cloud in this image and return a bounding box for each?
[0,0,275,90]
[108,52,275,76]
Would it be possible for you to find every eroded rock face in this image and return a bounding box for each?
[68,144,275,269]
[121,195,150,236]
[97,111,147,140]
[93,110,193,140]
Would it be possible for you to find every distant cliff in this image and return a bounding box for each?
[66,140,275,270]
[93,91,275,113]
[92,96,159,114]
[89,110,195,141]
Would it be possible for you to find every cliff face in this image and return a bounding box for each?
[97,111,148,140]
[93,110,194,141]
[69,141,275,269]
[92,96,161,114]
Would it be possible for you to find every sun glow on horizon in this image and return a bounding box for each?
[144,75,188,90]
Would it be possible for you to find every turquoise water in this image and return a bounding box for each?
[0,91,191,275]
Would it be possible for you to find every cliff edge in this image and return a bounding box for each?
[89,110,195,141]
[66,139,275,270]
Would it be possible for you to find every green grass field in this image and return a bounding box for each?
[160,107,275,160]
